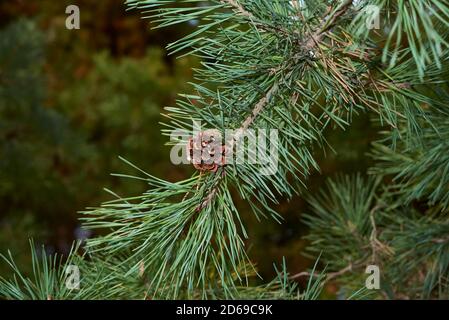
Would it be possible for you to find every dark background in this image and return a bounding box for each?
[0,0,376,295]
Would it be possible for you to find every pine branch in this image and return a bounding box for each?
[304,0,353,49]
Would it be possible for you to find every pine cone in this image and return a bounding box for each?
[186,129,225,172]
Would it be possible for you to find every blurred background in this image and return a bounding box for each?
[0,0,376,289]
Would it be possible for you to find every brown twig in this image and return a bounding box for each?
[432,236,449,244]
[369,205,380,263]
[196,187,218,212]
[193,84,279,211]
[220,0,253,19]
[290,261,364,283]
[234,83,279,140]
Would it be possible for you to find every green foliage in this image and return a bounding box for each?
[2,0,449,300]
[0,242,332,300]
[0,241,80,300]
[371,113,449,210]
[303,175,382,270]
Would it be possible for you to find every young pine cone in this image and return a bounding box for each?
[186,129,226,172]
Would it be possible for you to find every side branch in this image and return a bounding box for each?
[194,84,279,211]
[220,0,253,19]
[305,0,353,49]
[235,83,279,138]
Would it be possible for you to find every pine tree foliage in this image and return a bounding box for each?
[304,174,448,299]
[1,0,449,299]
[350,0,449,78]
[371,112,449,210]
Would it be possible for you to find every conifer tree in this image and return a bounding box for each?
[1,0,448,300]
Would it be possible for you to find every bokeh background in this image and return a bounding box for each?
[0,0,376,291]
